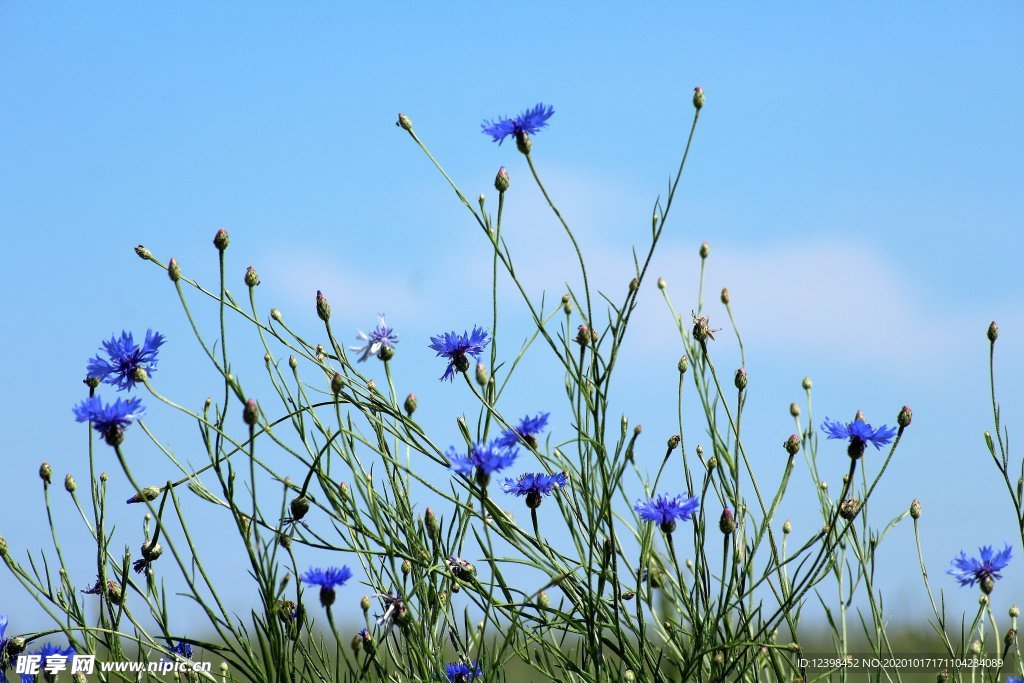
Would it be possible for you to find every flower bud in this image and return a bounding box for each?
[699,241,710,259]
[982,575,996,595]
[667,435,680,451]
[910,498,922,519]
[0,534,7,557]
[243,399,259,426]
[624,671,636,683]
[707,455,718,470]
[988,321,999,342]
[494,167,510,192]
[290,497,310,521]
[134,244,152,260]
[39,461,52,485]
[361,595,371,612]
[629,277,640,292]
[537,591,550,608]
[63,473,76,493]
[969,639,981,656]
[734,368,748,391]
[404,393,417,416]
[784,435,800,456]
[331,372,344,395]
[1011,604,1021,618]
[783,519,792,534]
[168,257,181,282]
[678,355,688,373]
[475,362,489,387]
[634,425,642,436]
[245,266,260,287]
[802,377,813,391]
[316,290,331,322]
[270,308,282,322]
[278,533,292,549]
[425,507,439,538]
[897,405,912,428]
[84,376,100,389]
[396,113,413,130]
[213,227,230,251]
[380,345,395,361]
[401,559,412,575]
[576,325,591,347]
[350,634,363,654]
[693,86,704,110]
[657,277,666,290]
[719,508,735,535]
[127,486,162,504]
[720,287,730,305]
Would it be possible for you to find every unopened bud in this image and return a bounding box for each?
[988,321,999,342]
[84,376,100,389]
[657,277,666,290]
[623,671,636,683]
[537,591,550,608]
[629,277,640,292]
[425,507,439,538]
[278,533,292,549]
[213,227,230,251]
[0,534,7,557]
[127,486,162,504]
[576,325,591,347]
[802,377,813,391]
[784,434,800,456]
[141,540,163,561]
[982,575,996,595]
[783,519,792,534]
[1006,627,1017,650]
[396,113,413,131]
[361,595,371,612]
[290,497,310,521]
[243,399,259,426]
[898,405,912,428]
[1011,604,1020,618]
[316,290,331,322]
[734,368,748,390]
[969,639,981,656]
[699,241,710,259]
[404,393,417,416]
[64,474,76,493]
[789,402,801,417]
[330,372,344,395]
[168,257,181,282]
[475,362,489,386]
[245,266,260,287]
[910,498,922,519]
[678,355,688,373]
[693,86,704,110]
[401,559,412,575]
[39,461,52,485]
[720,287,730,305]
[134,244,152,260]
[495,167,510,192]
[719,508,736,535]
[667,435,680,451]
[270,308,282,322]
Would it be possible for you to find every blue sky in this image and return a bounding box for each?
[2,2,1023,639]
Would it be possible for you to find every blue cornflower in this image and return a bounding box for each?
[821,416,898,459]
[301,566,352,607]
[634,494,700,534]
[352,314,398,362]
[948,544,1012,594]
[429,327,490,382]
[501,472,568,509]
[73,396,145,446]
[172,641,193,659]
[444,661,483,682]
[87,330,165,391]
[0,614,8,683]
[447,440,517,485]
[495,413,550,449]
[21,643,75,681]
[358,628,369,639]
[482,103,555,147]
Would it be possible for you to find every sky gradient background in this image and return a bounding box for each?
[2,3,1023,638]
